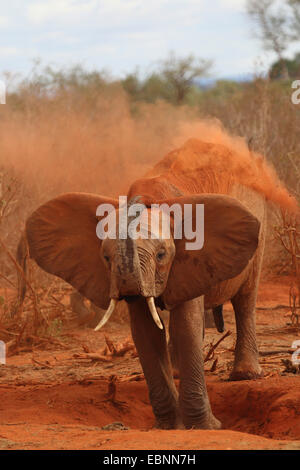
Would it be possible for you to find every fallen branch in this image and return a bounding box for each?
[104,335,117,355]
[31,357,52,369]
[0,328,19,337]
[73,352,111,362]
[114,341,136,357]
[256,304,292,310]
[259,349,294,356]
[104,335,136,357]
[5,338,17,356]
[204,330,232,363]
[210,357,218,372]
[101,374,128,410]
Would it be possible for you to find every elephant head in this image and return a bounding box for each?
[25,191,260,329]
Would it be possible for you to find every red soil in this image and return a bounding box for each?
[0,276,299,450]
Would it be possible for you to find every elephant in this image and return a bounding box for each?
[15,138,296,430]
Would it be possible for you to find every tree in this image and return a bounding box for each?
[122,71,173,103]
[159,52,212,104]
[269,52,300,79]
[121,72,141,99]
[247,0,300,77]
[289,0,300,39]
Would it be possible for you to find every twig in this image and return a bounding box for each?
[204,330,232,363]
[104,335,136,357]
[27,335,68,349]
[0,328,19,336]
[49,294,66,309]
[259,349,294,356]
[101,374,128,409]
[0,236,49,326]
[104,335,117,355]
[210,358,218,372]
[0,273,16,289]
[256,304,292,310]
[31,357,52,369]
[73,352,111,362]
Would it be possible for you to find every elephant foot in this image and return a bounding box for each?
[185,414,222,430]
[154,412,184,430]
[229,363,264,381]
[202,414,222,430]
[154,419,184,430]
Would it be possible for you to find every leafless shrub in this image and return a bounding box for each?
[275,209,300,326]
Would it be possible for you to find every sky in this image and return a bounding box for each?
[0,0,297,83]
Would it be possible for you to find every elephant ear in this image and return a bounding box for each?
[161,194,261,308]
[26,192,118,309]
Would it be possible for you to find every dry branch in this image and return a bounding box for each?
[204,330,232,363]
[104,335,136,357]
[101,374,128,409]
[256,304,290,310]
[210,357,218,372]
[274,211,300,328]
[31,357,52,369]
[0,236,50,330]
[73,352,111,362]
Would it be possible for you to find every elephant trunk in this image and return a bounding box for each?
[94,239,162,331]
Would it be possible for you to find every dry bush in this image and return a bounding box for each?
[198,78,300,197]
[274,210,300,326]
[198,78,300,274]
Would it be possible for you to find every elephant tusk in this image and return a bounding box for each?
[146,297,163,330]
[94,298,117,331]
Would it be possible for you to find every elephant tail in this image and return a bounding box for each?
[213,305,225,333]
[11,232,29,317]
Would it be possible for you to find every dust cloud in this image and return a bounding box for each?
[0,88,297,215]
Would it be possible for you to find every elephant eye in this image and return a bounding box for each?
[156,249,166,261]
[103,254,110,263]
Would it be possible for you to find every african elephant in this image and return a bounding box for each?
[16,139,295,429]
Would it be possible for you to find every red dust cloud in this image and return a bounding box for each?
[0,89,297,214]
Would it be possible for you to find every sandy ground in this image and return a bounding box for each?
[0,276,299,450]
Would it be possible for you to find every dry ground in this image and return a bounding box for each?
[0,276,299,450]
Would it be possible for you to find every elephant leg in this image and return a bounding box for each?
[230,216,266,381]
[230,284,263,380]
[169,297,221,429]
[128,297,182,429]
[204,309,215,329]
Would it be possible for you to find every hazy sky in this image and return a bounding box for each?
[0,0,295,81]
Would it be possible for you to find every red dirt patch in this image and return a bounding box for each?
[0,277,300,450]
[0,376,299,449]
